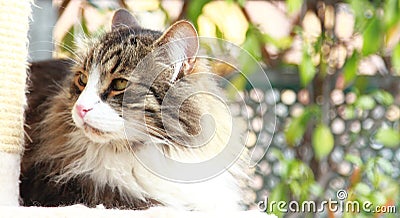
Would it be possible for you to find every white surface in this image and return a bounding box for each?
[0,152,21,206]
[0,205,277,218]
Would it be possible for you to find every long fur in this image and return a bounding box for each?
[21,10,250,211]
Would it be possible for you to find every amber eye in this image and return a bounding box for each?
[112,79,128,91]
[78,73,88,86]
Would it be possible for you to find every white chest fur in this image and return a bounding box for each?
[58,133,241,211]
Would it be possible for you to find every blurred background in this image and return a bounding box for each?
[29,0,400,217]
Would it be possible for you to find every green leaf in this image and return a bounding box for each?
[81,15,91,37]
[268,183,289,215]
[345,154,363,166]
[383,0,400,30]
[238,28,262,77]
[215,25,224,39]
[376,158,394,174]
[362,16,383,55]
[392,43,400,75]
[186,0,212,29]
[349,0,371,21]
[242,28,262,60]
[285,116,307,146]
[355,95,376,110]
[262,33,293,50]
[309,183,323,197]
[270,148,285,161]
[60,25,75,56]
[371,192,387,206]
[230,0,246,7]
[354,77,368,93]
[374,128,400,147]
[365,158,376,182]
[226,74,246,97]
[286,0,303,14]
[354,182,372,196]
[299,51,316,87]
[372,90,394,106]
[343,105,356,119]
[286,160,316,201]
[263,34,293,50]
[343,53,359,84]
[285,106,319,146]
[289,180,302,197]
[312,124,334,160]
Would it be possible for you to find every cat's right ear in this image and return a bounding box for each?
[155,21,199,82]
[111,9,141,31]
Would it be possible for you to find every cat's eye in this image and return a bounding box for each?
[78,73,88,86]
[112,79,128,91]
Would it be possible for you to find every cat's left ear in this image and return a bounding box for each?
[156,21,199,81]
[111,9,141,31]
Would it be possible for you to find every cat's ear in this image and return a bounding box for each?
[111,9,141,31]
[156,21,199,81]
[157,21,199,58]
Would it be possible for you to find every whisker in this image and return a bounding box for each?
[53,41,83,62]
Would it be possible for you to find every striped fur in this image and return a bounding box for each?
[21,9,250,211]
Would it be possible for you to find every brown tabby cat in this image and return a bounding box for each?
[21,9,249,211]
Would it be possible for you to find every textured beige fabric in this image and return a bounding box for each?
[0,0,31,206]
[0,0,31,154]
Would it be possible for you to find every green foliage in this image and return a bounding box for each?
[60,25,75,56]
[228,74,247,97]
[280,0,400,215]
[299,48,316,87]
[372,90,394,106]
[186,0,212,29]
[345,154,363,166]
[383,0,400,30]
[60,10,91,57]
[286,0,303,14]
[54,1,400,214]
[227,26,265,92]
[229,26,265,91]
[312,124,334,160]
[226,0,246,7]
[242,27,263,62]
[342,156,400,217]
[343,53,359,84]
[361,16,383,56]
[262,34,293,50]
[285,115,307,146]
[374,127,400,147]
[392,43,400,74]
[267,183,289,216]
[268,149,321,216]
[285,106,320,146]
[355,95,376,110]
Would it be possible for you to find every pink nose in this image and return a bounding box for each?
[76,104,93,119]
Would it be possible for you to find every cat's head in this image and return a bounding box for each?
[70,9,200,144]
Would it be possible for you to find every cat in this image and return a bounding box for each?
[21,9,250,211]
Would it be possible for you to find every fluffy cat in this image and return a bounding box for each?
[21,9,250,211]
